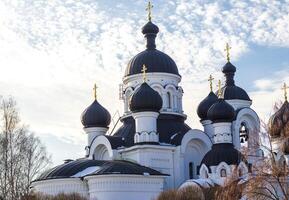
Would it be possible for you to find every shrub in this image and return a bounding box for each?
[21,193,87,200]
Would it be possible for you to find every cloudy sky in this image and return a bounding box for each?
[0,0,288,165]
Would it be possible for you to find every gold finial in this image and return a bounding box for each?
[146,1,153,21]
[141,64,148,82]
[208,75,214,92]
[224,43,231,62]
[93,83,97,100]
[281,82,289,101]
[217,80,222,98]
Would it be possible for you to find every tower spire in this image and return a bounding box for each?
[282,82,289,102]
[141,64,148,82]
[146,1,153,22]
[93,83,97,100]
[224,43,231,62]
[208,75,214,92]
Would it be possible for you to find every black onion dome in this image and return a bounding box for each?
[216,62,251,101]
[269,100,289,138]
[130,82,162,113]
[201,143,243,168]
[81,100,111,128]
[207,98,235,123]
[142,21,159,35]
[124,21,180,77]
[197,92,218,120]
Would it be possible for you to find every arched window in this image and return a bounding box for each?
[205,171,208,178]
[167,92,171,109]
[239,122,249,145]
[189,162,194,179]
[220,169,227,177]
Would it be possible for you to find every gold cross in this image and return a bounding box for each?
[208,75,214,92]
[282,82,289,101]
[141,64,148,82]
[93,83,97,100]
[224,43,231,62]
[217,80,222,98]
[146,1,153,22]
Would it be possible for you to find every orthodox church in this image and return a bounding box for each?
[30,3,289,200]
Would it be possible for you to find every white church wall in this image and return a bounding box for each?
[122,73,185,116]
[31,178,88,198]
[213,122,233,144]
[233,108,260,164]
[226,99,252,110]
[201,120,214,140]
[177,130,212,187]
[85,175,165,200]
[88,135,116,160]
[118,145,175,189]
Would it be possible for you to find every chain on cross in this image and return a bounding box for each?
[208,75,214,92]
[146,1,153,21]
[93,83,97,100]
[224,43,231,62]
[217,80,222,98]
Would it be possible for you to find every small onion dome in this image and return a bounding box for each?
[142,21,159,35]
[207,98,235,123]
[81,100,111,128]
[216,62,251,101]
[129,82,162,113]
[124,21,180,77]
[197,92,218,121]
[269,100,289,138]
[281,137,289,155]
[201,143,243,168]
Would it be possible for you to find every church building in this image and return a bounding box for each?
[31,3,288,200]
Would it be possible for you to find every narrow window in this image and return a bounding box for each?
[189,162,194,179]
[220,169,227,177]
[240,122,249,145]
[167,92,171,109]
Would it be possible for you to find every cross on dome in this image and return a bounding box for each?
[217,80,222,98]
[146,1,153,22]
[282,82,289,101]
[141,64,148,82]
[224,43,231,62]
[93,83,97,100]
[208,75,214,92]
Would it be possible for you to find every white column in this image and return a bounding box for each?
[201,120,214,139]
[84,127,108,147]
[132,112,159,143]
[212,122,232,144]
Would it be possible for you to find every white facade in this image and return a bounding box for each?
[31,17,266,199]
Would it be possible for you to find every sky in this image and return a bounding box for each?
[0,0,288,165]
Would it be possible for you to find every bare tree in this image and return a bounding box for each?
[0,97,51,200]
[244,120,289,200]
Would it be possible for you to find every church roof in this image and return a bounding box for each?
[197,92,218,121]
[130,82,163,113]
[111,114,191,148]
[124,21,180,77]
[34,159,167,182]
[216,62,251,101]
[81,100,111,128]
[269,100,289,138]
[207,98,235,123]
[200,143,244,171]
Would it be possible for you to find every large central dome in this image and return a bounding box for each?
[124,21,180,77]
